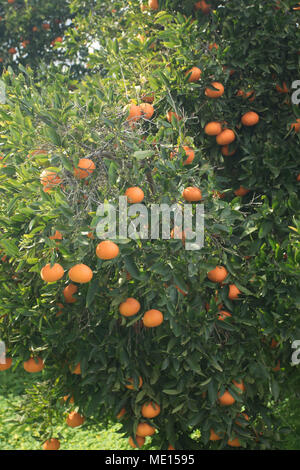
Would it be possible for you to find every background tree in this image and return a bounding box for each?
[0,0,76,74]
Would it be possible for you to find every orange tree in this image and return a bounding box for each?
[0,0,300,450]
[0,0,77,74]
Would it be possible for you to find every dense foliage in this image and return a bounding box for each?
[0,0,300,450]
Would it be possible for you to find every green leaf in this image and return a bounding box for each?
[86,279,99,308]
[133,150,155,160]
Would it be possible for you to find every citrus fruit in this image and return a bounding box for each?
[141,401,161,418]
[228,284,241,300]
[218,390,235,406]
[125,187,145,203]
[142,309,164,327]
[40,263,64,282]
[74,158,95,179]
[185,66,202,82]
[23,357,44,373]
[119,298,141,317]
[182,187,202,202]
[43,439,60,450]
[205,82,224,98]
[216,129,235,145]
[0,357,12,371]
[207,266,228,283]
[125,376,143,390]
[241,111,259,126]
[129,436,145,448]
[136,422,156,437]
[66,411,85,428]
[96,240,119,260]
[68,264,93,283]
[210,429,222,441]
[204,122,222,136]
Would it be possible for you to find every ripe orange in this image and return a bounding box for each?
[166,110,181,122]
[273,360,281,372]
[96,240,119,260]
[140,103,154,120]
[241,111,259,126]
[204,121,222,136]
[68,264,93,284]
[291,119,300,133]
[142,309,164,327]
[234,186,249,197]
[42,23,50,30]
[49,230,63,240]
[185,66,202,82]
[8,0,16,3]
[71,363,81,375]
[0,357,12,371]
[209,42,218,51]
[210,429,221,441]
[205,82,224,98]
[227,437,241,447]
[63,395,75,404]
[63,283,78,303]
[141,401,161,418]
[74,158,95,179]
[40,263,64,282]
[221,145,236,156]
[125,376,143,390]
[216,129,235,145]
[170,146,195,165]
[66,411,85,428]
[148,0,159,10]
[119,298,141,317]
[32,26,38,32]
[129,436,145,448]
[117,408,126,419]
[8,47,17,54]
[168,444,175,450]
[182,187,202,202]
[43,439,60,450]
[228,284,241,300]
[235,412,249,426]
[136,422,156,437]
[232,380,245,392]
[207,266,228,283]
[236,89,255,101]
[218,390,235,406]
[40,170,62,188]
[23,357,44,373]
[297,174,300,182]
[218,310,232,321]
[194,1,211,14]
[127,104,142,124]
[275,82,289,93]
[125,186,145,203]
